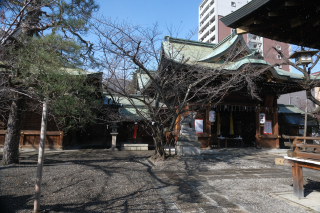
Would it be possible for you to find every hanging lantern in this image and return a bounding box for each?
[259,113,266,124]
[289,50,318,66]
[209,110,216,122]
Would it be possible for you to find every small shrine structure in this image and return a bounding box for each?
[146,32,320,149]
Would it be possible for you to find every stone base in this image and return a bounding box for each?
[176,141,201,156]
[106,146,118,151]
[121,143,148,151]
[177,135,198,141]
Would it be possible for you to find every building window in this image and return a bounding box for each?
[231,2,236,7]
[276,45,281,50]
[277,54,281,59]
[277,65,282,68]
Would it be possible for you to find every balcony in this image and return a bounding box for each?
[248,34,262,43]
[200,5,215,27]
[200,0,209,11]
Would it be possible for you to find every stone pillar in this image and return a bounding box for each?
[176,111,201,156]
[176,135,200,156]
[110,132,118,151]
[108,123,119,151]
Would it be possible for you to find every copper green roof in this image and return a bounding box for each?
[278,104,317,127]
[103,93,166,120]
[278,104,305,114]
[161,33,320,82]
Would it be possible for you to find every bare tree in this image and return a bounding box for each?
[91,17,267,160]
[272,45,320,107]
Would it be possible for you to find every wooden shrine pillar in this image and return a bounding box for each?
[274,109,279,148]
[206,107,211,147]
[255,107,261,147]
[19,112,27,147]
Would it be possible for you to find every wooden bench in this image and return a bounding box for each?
[281,136,320,198]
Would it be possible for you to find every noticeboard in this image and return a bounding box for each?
[264,120,272,135]
[195,119,203,134]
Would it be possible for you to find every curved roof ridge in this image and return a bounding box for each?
[199,31,251,62]
[163,35,217,48]
[211,30,237,51]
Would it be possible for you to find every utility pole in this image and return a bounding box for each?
[304,98,307,144]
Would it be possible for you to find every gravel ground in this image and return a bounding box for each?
[1,149,320,213]
[0,150,166,213]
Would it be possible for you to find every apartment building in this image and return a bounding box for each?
[198,0,291,72]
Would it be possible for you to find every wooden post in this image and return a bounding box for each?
[206,108,211,148]
[19,112,26,147]
[292,162,304,198]
[303,99,307,144]
[59,131,63,148]
[19,132,24,147]
[34,100,48,213]
[274,109,279,148]
[255,108,261,147]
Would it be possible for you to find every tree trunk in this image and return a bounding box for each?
[1,95,25,165]
[34,100,48,213]
[153,130,165,160]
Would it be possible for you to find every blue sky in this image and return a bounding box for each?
[89,0,319,75]
[92,0,200,40]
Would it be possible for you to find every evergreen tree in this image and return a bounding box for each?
[0,0,99,165]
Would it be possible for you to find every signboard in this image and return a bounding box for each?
[264,120,272,135]
[195,119,203,134]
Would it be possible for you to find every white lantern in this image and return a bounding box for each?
[209,110,216,122]
[259,113,266,124]
[289,50,318,65]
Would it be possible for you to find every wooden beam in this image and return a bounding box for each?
[285,1,315,6]
[242,17,255,26]
[313,20,320,26]
[296,144,320,149]
[268,12,295,17]
[294,136,320,140]
[290,17,304,28]
[292,150,320,161]
[236,27,249,35]
[259,135,279,139]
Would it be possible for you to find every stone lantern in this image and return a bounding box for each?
[109,123,119,151]
[289,50,319,66]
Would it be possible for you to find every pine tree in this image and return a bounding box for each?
[0,0,99,165]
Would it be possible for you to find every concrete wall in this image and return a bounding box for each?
[216,0,247,16]
[218,15,232,42]
[263,38,290,72]
[277,90,316,112]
